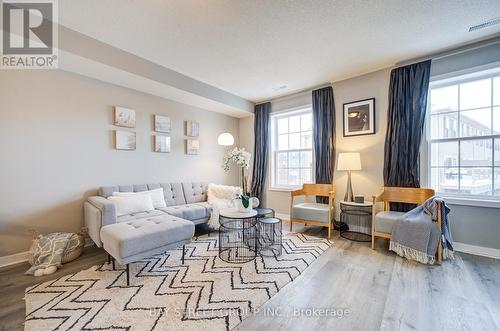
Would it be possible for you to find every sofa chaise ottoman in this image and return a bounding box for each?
[100,214,195,285]
[84,182,210,285]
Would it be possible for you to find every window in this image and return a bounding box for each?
[428,69,500,198]
[270,108,313,189]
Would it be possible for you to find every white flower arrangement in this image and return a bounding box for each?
[222,147,252,194]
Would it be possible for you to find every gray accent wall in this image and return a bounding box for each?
[0,70,240,256]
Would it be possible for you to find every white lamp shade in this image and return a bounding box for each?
[217,132,234,146]
[337,152,362,171]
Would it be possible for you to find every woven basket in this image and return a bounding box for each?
[61,235,84,264]
[28,232,85,266]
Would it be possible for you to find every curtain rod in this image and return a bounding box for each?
[396,35,500,66]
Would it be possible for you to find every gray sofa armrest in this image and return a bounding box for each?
[87,196,117,226]
[84,196,117,247]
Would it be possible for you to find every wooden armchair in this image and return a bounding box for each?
[371,187,443,264]
[289,184,336,239]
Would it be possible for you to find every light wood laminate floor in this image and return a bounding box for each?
[1,222,499,331]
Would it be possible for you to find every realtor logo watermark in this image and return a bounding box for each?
[1,0,58,69]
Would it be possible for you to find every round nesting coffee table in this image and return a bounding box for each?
[255,208,275,218]
[218,208,258,263]
[257,217,282,257]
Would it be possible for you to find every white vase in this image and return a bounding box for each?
[237,198,253,213]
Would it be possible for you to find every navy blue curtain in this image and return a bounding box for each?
[251,102,271,204]
[312,86,335,203]
[384,60,431,211]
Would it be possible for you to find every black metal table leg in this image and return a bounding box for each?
[182,245,185,264]
[107,253,111,264]
[126,264,130,286]
[112,257,115,270]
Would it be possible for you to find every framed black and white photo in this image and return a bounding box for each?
[343,98,375,137]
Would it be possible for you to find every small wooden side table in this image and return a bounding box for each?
[339,200,373,242]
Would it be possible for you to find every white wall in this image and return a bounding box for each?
[0,70,240,256]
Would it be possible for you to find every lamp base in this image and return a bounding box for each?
[343,170,354,202]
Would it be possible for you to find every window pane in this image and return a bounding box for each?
[459,168,492,196]
[288,169,300,186]
[431,141,458,167]
[277,169,288,186]
[289,115,301,133]
[460,139,492,167]
[301,114,312,131]
[494,107,500,135]
[495,168,500,196]
[431,112,458,139]
[277,118,288,134]
[431,167,459,193]
[495,139,500,166]
[460,79,491,110]
[301,168,312,184]
[277,152,288,169]
[301,131,312,149]
[494,77,500,106]
[278,134,288,150]
[431,85,458,113]
[301,150,313,168]
[460,108,491,137]
[289,152,300,168]
[289,133,300,149]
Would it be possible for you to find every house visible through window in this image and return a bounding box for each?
[428,68,500,198]
[270,108,313,189]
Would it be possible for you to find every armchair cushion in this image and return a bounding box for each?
[374,211,405,234]
[292,203,331,223]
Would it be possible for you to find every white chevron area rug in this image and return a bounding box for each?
[24,233,331,331]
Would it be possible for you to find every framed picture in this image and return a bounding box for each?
[114,106,136,128]
[186,139,200,155]
[186,121,200,137]
[343,98,375,137]
[154,135,171,153]
[115,130,136,150]
[154,115,171,133]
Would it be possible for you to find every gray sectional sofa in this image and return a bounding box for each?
[84,182,211,247]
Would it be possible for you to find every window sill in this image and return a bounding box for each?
[268,187,297,193]
[441,196,500,209]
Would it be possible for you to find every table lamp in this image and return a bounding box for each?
[337,152,361,202]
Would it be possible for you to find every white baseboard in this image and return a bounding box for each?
[275,213,290,221]
[0,251,30,268]
[0,239,96,268]
[453,242,500,260]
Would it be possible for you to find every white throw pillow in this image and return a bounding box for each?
[112,188,167,209]
[107,194,155,217]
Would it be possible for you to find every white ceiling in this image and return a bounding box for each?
[60,0,500,102]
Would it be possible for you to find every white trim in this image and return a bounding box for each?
[443,196,500,208]
[0,239,95,269]
[269,187,296,192]
[0,251,30,268]
[454,242,500,260]
[275,212,290,221]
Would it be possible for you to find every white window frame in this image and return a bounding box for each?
[269,106,315,191]
[426,68,500,207]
